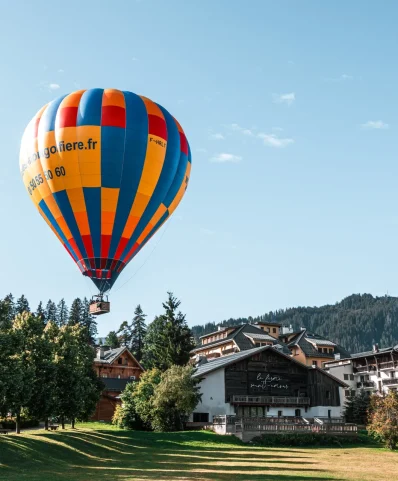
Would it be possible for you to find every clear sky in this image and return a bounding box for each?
[1,0,398,336]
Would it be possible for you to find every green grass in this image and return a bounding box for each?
[0,422,396,481]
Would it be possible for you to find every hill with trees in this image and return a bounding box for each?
[191,294,398,354]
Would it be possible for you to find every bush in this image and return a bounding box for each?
[0,417,39,430]
[251,433,372,447]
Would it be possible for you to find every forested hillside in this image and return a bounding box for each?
[191,294,398,354]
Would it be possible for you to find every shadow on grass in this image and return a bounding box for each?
[0,429,345,481]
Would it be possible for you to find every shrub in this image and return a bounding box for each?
[0,417,39,430]
[251,432,372,447]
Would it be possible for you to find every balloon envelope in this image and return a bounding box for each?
[19,89,191,292]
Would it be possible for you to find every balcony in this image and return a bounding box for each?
[354,366,370,373]
[379,361,396,371]
[232,395,310,405]
[357,381,376,389]
[382,378,398,386]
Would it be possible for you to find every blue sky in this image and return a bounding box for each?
[1,1,398,336]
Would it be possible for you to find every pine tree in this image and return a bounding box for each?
[56,299,69,326]
[15,295,30,315]
[131,304,147,362]
[69,298,83,325]
[0,294,15,329]
[45,300,57,323]
[36,301,45,323]
[143,292,195,370]
[81,298,98,343]
[3,294,15,323]
[118,321,133,348]
[105,331,120,349]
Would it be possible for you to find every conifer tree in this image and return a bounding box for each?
[105,330,120,348]
[81,297,98,342]
[69,298,83,325]
[15,294,30,315]
[131,304,147,361]
[45,300,57,323]
[143,292,195,370]
[118,321,133,348]
[56,299,69,326]
[35,301,46,323]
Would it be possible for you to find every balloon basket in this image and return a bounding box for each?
[89,295,110,316]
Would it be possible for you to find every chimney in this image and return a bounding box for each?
[373,343,379,353]
[96,346,105,359]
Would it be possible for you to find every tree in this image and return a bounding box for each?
[151,365,202,431]
[367,391,398,450]
[56,299,69,326]
[81,297,98,343]
[112,382,144,430]
[2,312,42,433]
[344,389,371,424]
[128,368,162,429]
[131,305,147,362]
[118,321,133,348]
[53,323,102,428]
[0,295,14,330]
[113,366,201,432]
[26,321,58,430]
[44,300,57,324]
[35,301,45,323]
[15,295,30,315]
[105,331,120,349]
[143,292,195,370]
[68,298,82,325]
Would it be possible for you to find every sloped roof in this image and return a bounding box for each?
[94,346,145,371]
[287,329,350,359]
[192,345,348,387]
[192,346,267,377]
[350,346,395,359]
[244,332,277,341]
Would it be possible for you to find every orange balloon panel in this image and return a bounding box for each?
[19,89,191,292]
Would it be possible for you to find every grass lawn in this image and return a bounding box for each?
[0,422,396,481]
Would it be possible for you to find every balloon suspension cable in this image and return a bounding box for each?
[113,218,172,294]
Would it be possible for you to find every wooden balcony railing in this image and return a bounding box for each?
[379,361,396,370]
[236,422,357,434]
[232,395,310,405]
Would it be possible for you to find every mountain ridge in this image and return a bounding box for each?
[190,293,398,353]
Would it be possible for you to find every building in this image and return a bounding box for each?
[280,328,351,368]
[190,345,347,423]
[92,346,144,421]
[323,344,398,405]
[190,323,289,361]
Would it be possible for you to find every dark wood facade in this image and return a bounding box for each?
[225,349,341,407]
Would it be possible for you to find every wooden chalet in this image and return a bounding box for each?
[191,345,347,423]
[92,346,144,421]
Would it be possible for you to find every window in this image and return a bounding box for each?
[391,372,396,379]
[326,390,330,400]
[295,409,301,417]
[273,328,276,333]
[278,410,283,417]
[102,374,108,378]
[312,360,318,367]
[329,349,334,353]
[118,358,122,365]
[323,348,328,353]
[318,348,323,353]
[193,413,209,423]
[350,374,354,380]
[344,374,349,380]
[345,390,350,397]
[328,410,331,418]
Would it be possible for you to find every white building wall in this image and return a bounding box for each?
[192,369,235,421]
[192,368,344,420]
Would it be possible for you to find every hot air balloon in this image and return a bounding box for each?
[19,89,191,314]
